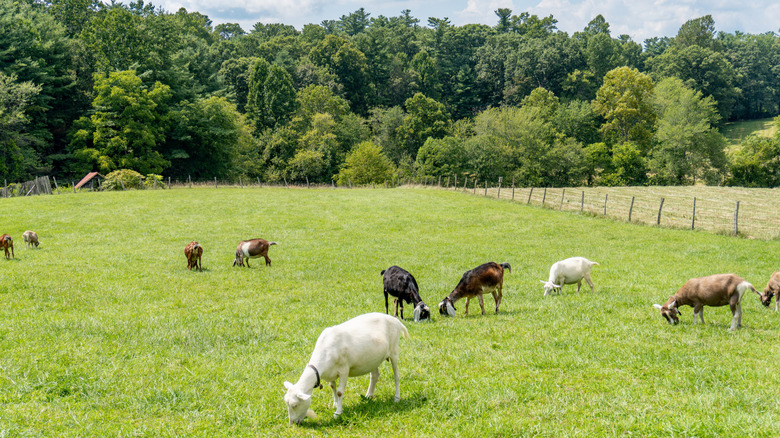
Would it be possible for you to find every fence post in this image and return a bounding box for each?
[512,182,515,200]
[306,177,310,188]
[628,196,635,222]
[3,179,6,198]
[473,178,477,194]
[72,181,75,193]
[215,177,218,189]
[580,191,584,213]
[168,177,171,188]
[691,197,696,230]
[733,201,740,235]
[53,177,60,195]
[463,176,467,191]
[603,193,608,216]
[484,181,488,197]
[188,175,192,188]
[527,187,534,204]
[657,198,665,225]
[154,178,157,190]
[332,180,335,189]
[497,177,502,199]
[240,177,243,188]
[542,187,547,206]
[349,178,353,189]
[559,188,565,210]
[120,178,126,190]
[257,177,261,187]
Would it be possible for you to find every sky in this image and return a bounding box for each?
[149,0,780,43]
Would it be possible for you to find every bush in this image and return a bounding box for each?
[103,169,143,190]
[144,174,166,189]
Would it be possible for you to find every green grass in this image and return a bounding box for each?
[1,187,779,436]
[722,117,776,149]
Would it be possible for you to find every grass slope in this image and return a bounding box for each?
[1,188,779,437]
[722,117,776,150]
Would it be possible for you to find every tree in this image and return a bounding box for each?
[0,73,41,180]
[675,15,720,51]
[396,93,451,158]
[727,131,780,187]
[218,57,258,112]
[69,70,171,175]
[593,67,655,150]
[415,136,467,177]
[246,57,270,131]
[649,77,726,184]
[336,141,395,185]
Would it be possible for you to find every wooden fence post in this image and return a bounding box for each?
[349,178,353,189]
[511,181,515,201]
[733,201,740,235]
[657,198,665,225]
[580,191,584,213]
[53,177,60,195]
[542,187,547,206]
[72,181,75,193]
[306,177,310,188]
[257,177,261,187]
[628,196,635,222]
[120,178,126,190]
[484,181,488,197]
[446,176,450,188]
[168,177,171,188]
[603,193,608,216]
[240,177,243,188]
[691,197,696,230]
[215,177,218,189]
[559,188,565,210]
[188,175,192,188]
[527,187,534,204]
[497,177,502,199]
[154,178,157,190]
[473,178,477,194]
[463,176,468,191]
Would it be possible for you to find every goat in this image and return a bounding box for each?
[760,271,780,310]
[0,234,13,259]
[283,312,408,425]
[22,230,39,248]
[381,266,430,322]
[652,273,761,331]
[540,257,599,296]
[184,241,203,271]
[438,262,511,317]
[232,238,277,267]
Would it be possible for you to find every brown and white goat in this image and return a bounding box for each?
[760,271,780,310]
[653,273,761,331]
[0,234,13,259]
[184,241,203,271]
[232,238,277,267]
[439,262,511,317]
[22,230,39,248]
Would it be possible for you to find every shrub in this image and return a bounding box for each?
[103,169,143,190]
[144,174,166,189]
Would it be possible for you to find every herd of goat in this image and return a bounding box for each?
[3,230,779,424]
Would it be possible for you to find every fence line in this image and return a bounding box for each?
[3,175,778,239]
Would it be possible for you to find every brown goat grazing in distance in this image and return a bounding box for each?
[760,271,780,310]
[233,238,277,267]
[0,234,14,259]
[184,241,203,271]
[439,262,511,317]
[653,273,761,331]
[22,231,39,248]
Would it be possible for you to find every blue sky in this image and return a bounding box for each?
[149,0,780,43]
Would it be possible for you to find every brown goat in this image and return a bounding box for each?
[653,273,760,331]
[439,262,511,317]
[184,241,203,271]
[22,230,39,248]
[233,238,277,267]
[0,234,13,259]
[760,271,780,310]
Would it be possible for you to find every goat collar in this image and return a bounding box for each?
[308,364,323,390]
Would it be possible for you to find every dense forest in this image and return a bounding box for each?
[2,0,780,187]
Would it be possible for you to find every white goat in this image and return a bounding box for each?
[283,313,409,425]
[540,257,599,296]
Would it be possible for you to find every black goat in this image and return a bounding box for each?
[381,266,430,322]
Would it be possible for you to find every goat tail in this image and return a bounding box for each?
[398,322,410,340]
[269,242,278,246]
[380,269,386,276]
[591,261,600,267]
[500,262,512,273]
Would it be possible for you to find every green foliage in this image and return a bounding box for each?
[727,120,780,187]
[0,72,41,180]
[336,140,395,185]
[593,67,656,150]
[414,136,467,177]
[102,168,144,190]
[69,70,172,176]
[397,93,451,158]
[143,173,166,188]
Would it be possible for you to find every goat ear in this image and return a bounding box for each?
[669,300,677,309]
[413,305,422,322]
[552,283,561,288]
[446,301,456,317]
[298,392,311,401]
[284,381,294,390]
[306,409,316,419]
[652,304,663,310]
[539,280,547,284]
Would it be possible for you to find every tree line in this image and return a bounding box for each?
[2,0,780,187]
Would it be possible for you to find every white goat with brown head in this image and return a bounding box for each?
[22,231,39,248]
[233,238,276,267]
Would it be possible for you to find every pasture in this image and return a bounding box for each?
[1,187,779,437]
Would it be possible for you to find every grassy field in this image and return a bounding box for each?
[722,117,776,149]
[1,187,780,437]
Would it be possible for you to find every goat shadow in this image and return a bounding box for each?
[297,391,428,429]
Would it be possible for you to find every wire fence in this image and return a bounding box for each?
[3,174,779,240]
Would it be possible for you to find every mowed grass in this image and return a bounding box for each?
[722,117,776,149]
[1,187,779,437]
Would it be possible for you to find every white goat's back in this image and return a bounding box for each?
[549,257,598,284]
[311,313,408,377]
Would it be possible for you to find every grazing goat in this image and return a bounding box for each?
[232,238,277,267]
[22,231,39,249]
[653,273,761,331]
[760,271,780,310]
[0,234,13,259]
[438,262,511,317]
[540,257,599,296]
[184,241,203,271]
[381,266,430,322]
[283,313,408,425]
